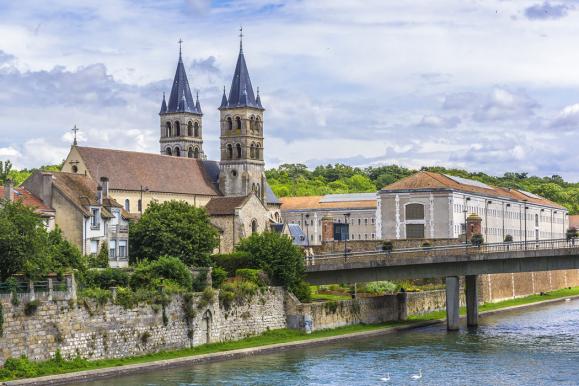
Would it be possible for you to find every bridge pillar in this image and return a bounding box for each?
[465,275,479,327]
[445,276,460,331]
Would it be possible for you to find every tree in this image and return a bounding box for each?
[566,227,578,241]
[90,241,109,268]
[471,233,484,247]
[129,200,219,266]
[0,160,12,184]
[235,231,309,301]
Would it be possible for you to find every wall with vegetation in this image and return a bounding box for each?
[0,287,286,365]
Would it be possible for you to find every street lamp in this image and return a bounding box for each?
[139,185,149,215]
[344,212,351,259]
[485,200,492,240]
[552,210,556,239]
[305,213,310,247]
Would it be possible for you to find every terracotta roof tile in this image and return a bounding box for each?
[0,186,54,215]
[281,195,377,210]
[76,146,220,196]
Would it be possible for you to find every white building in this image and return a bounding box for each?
[281,193,378,245]
[378,171,569,243]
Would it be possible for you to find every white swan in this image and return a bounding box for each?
[411,369,422,380]
[380,373,390,382]
[565,298,571,302]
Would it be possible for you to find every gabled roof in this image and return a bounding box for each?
[0,186,54,215]
[205,195,252,216]
[221,45,263,110]
[164,51,201,115]
[382,171,565,209]
[287,223,307,246]
[51,172,115,218]
[281,194,377,211]
[75,146,220,196]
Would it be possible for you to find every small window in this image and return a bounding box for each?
[188,147,194,158]
[406,204,425,220]
[109,240,116,258]
[251,219,258,234]
[124,199,130,212]
[174,147,181,157]
[194,122,200,137]
[137,199,142,212]
[187,121,193,136]
[91,208,100,228]
[166,147,172,156]
[406,224,425,239]
[235,116,242,130]
[194,147,199,159]
[175,121,181,136]
[72,165,78,173]
[236,143,242,158]
[227,117,233,130]
[165,122,171,137]
[227,144,233,159]
[118,240,127,257]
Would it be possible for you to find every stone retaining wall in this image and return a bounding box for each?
[0,287,286,365]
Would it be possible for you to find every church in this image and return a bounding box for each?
[60,35,281,253]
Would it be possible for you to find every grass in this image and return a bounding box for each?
[2,286,578,382]
[311,292,352,301]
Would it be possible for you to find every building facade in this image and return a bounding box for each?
[378,172,569,243]
[281,193,378,246]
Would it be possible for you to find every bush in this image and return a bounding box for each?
[566,227,578,241]
[364,281,398,295]
[129,256,192,291]
[235,269,269,287]
[292,280,312,303]
[421,241,432,248]
[81,268,130,290]
[471,233,484,246]
[504,234,513,242]
[218,279,259,309]
[79,287,111,306]
[382,241,394,252]
[90,241,109,268]
[211,267,227,289]
[211,252,252,276]
[24,300,39,316]
[191,268,209,292]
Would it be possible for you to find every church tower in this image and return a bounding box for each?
[159,42,204,159]
[219,30,265,201]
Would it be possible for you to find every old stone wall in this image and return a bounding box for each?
[0,287,286,365]
[312,238,458,254]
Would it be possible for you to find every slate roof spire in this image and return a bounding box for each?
[195,90,202,114]
[220,86,228,108]
[159,92,167,114]
[222,28,263,110]
[163,41,201,115]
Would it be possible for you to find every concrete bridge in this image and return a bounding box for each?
[305,238,579,331]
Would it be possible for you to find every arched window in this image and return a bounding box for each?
[405,203,425,220]
[166,147,172,156]
[165,122,171,137]
[250,116,255,132]
[235,116,242,130]
[187,121,193,136]
[227,117,233,130]
[250,143,256,159]
[175,121,181,136]
[235,143,242,158]
[194,122,200,137]
[256,183,260,198]
[251,219,258,234]
[256,143,261,160]
[255,117,261,132]
[124,199,130,212]
[227,144,233,159]
[174,147,181,157]
[194,147,199,159]
[188,147,194,158]
[72,165,78,173]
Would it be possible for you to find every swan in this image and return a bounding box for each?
[380,373,390,382]
[565,298,571,302]
[411,369,422,380]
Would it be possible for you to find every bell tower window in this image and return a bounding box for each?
[227,117,233,130]
[188,147,193,158]
[194,147,199,159]
[235,143,242,158]
[227,144,233,159]
[166,147,172,156]
[194,122,200,137]
[187,121,193,136]
[175,121,181,137]
[165,122,171,137]
[174,147,181,157]
[235,116,242,130]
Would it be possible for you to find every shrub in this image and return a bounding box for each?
[235,269,269,287]
[211,252,252,276]
[382,241,394,252]
[218,279,259,309]
[471,233,484,246]
[421,241,432,248]
[81,268,130,290]
[24,300,39,316]
[129,256,192,291]
[211,267,227,289]
[566,227,578,241]
[364,281,398,294]
[504,234,513,242]
[79,287,111,306]
[90,241,109,268]
[191,268,209,292]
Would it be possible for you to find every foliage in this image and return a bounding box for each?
[382,241,394,252]
[129,200,219,266]
[80,268,130,290]
[0,160,12,184]
[23,300,39,316]
[79,287,111,306]
[211,252,251,276]
[191,268,209,292]
[129,256,193,291]
[218,278,259,309]
[211,267,228,289]
[471,233,484,246]
[235,269,269,287]
[291,280,312,303]
[266,163,579,214]
[0,201,84,280]
[566,227,578,241]
[90,241,110,269]
[363,281,399,294]
[235,232,307,301]
[504,234,514,242]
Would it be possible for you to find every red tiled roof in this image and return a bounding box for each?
[280,196,376,210]
[205,195,251,216]
[0,186,54,215]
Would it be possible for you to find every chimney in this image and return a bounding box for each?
[40,172,53,208]
[100,176,109,199]
[3,178,15,202]
[96,185,103,205]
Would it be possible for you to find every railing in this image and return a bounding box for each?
[0,274,76,301]
[109,224,129,233]
[307,238,579,266]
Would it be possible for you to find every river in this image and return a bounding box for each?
[77,299,579,385]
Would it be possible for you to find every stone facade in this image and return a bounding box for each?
[159,112,204,159]
[0,288,286,365]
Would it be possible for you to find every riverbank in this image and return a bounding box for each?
[4,286,579,385]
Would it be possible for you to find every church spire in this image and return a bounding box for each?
[164,40,198,114]
[220,86,228,108]
[159,92,167,114]
[195,90,202,114]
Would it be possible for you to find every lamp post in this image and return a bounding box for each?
[523,199,528,249]
[552,210,556,239]
[463,196,471,245]
[485,200,492,240]
[344,212,351,259]
[305,213,310,247]
[139,185,149,215]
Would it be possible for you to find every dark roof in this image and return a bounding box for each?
[221,46,263,110]
[51,172,116,218]
[163,51,201,115]
[76,146,220,196]
[201,160,220,189]
[264,182,281,205]
[270,223,285,233]
[205,195,251,216]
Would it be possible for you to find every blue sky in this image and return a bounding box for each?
[1,0,579,180]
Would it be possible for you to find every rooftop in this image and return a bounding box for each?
[281,193,377,211]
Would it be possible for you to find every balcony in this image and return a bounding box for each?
[109,224,129,234]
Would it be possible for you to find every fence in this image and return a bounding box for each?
[0,274,76,303]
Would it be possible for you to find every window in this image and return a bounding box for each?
[371,218,375,224]
[227,117,233,130]
[535,214,539,227]
[175,121,181,136]
[236,143,242,158]
[227,144,233,159]
[255,117,261,132]
[174,147,181,157]
[109,240,116,258]
[91,208,100,229]
[137,199,142,212]
[365,219,368,225]
[72,165,78,173]
[194,122,200,137]
[358,219,361,225]
[124,199,130,212]
[251,219,258,234]
[250,143,256,159]
[188,147,194,158]
[194,147,199,159]
[90,240,99,254]
[406,203,425,220]
[250,116,255,132]
[187,121,193,136]
[235,116,242,130]
[118,240,127,258]
[406,224,425,239]
[166,147,172,156]
[165,122,171,137]
[372,233,375,239]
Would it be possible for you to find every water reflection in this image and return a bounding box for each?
[78,300,579,386]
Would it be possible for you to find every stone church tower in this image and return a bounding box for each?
[159,45,204,159]
[219,35,266,201]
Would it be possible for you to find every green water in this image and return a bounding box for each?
[78,299,579,385]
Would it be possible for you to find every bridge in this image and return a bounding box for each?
[305,238,579,331]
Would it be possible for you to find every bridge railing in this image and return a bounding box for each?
[307,237,579,265]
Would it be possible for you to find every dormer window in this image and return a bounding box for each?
[91,208,100,229]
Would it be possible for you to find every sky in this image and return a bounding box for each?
[1,0,579,180]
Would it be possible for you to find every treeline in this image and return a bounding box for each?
[265,163,579,214]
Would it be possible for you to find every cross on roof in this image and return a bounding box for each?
[239,26,243,51]
[72,125,79,145]
[178,38,183,56]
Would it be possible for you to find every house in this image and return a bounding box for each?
[23,172,131,267]
[1,179,55,230]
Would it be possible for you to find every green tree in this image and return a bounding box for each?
[129,200,219,266]
[235,231,309,301]
[0,160,12,184]
[90,241,109,268]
